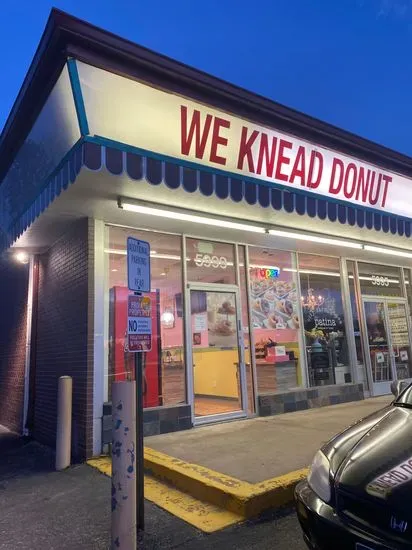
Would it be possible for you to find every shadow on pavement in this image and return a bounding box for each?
[0,429,305,549]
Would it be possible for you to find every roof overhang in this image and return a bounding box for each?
[12,140,412,267]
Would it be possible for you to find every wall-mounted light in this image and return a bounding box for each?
[15,251,29,264]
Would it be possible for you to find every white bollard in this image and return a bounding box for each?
[55,376,73,471]
[111,381,137,550]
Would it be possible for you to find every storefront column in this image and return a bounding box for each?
[244,246,259,414]
[182,235,194,423]
[353,261,373,394]
[340,258,361,385]
[234,244,249,414]
[295,252,310,389]
[93,219,107,455]
[22,255,35,436]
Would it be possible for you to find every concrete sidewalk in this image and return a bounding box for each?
[88,396,392,531]
[148,396,391,483]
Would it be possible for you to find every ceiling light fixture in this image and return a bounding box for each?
[268,229,363,249]
[364,245,412,259]
[118,199,266,234]
[104,249,180,261]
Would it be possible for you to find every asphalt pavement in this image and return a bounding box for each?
[0,431,306,549]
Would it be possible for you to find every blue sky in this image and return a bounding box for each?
[2,0,412,154]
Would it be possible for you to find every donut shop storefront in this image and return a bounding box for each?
[2,12,412,456]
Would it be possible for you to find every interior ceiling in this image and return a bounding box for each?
[11,167,412,272]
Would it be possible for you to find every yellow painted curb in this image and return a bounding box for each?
[143,447,308,517]
[145,476,243,533]
[88,447,309,524]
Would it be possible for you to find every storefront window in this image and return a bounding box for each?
[248,247,302,394]
[347,261,368,389]
[186,238,236,284]
[299,254,351,387]
[358,262,403,297]
[106,226,186,408]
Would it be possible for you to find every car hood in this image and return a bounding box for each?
[328,405,412,503]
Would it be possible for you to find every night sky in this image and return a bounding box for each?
[2,0,412,154]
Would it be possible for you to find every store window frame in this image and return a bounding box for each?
[104,224,189,409]
[356,260,406,299]
[246,246,308,396]
[185,282,248,425]
[296,251,358,389]
[353,258,412,396]
[346,259,373,394]
[340,258,364,388]
[244,245,259,415]
[103,224,412,421]
[182,235,252,425]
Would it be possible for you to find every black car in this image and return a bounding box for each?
[295,380,412,550]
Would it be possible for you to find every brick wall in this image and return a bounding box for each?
[33,218,94,460]
[0,255,29,433]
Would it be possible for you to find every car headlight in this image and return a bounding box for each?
[308,450,331,503]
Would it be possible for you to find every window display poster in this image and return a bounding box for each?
[302,288,345,340]
[206,291,238,348]
[250,270,299,330]
[109,286,161,407]
[194,313,207,332]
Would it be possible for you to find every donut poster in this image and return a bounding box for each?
[250,269,300,331]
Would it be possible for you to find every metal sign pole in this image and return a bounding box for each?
[135,348,144,532]
[126,236,151,538]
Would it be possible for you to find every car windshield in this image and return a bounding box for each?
[395,383,412,406]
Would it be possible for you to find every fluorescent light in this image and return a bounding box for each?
[250,264,281,269]
[268,229,362,249]
[105,248,126,255]
[119,200,266,234]
[364,245,412,259]
[299,269,341,277]
[104,249,180,260]
[151,254,181,260]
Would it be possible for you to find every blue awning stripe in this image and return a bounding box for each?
[98,142,411,237]
[7,143,83,246]
[6,139,412,250]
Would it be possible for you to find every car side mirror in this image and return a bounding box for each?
[391,380,410,398]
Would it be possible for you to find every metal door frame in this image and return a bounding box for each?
[361,296,410,396]
[185,282,248,426]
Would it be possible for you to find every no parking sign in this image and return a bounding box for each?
[127,294,152,352]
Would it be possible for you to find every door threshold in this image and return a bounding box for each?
[193,413,248,428]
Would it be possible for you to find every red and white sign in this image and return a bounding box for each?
[78,61,412,218]
[127,295,152,352]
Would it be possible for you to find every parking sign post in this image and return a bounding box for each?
[126,237,151,535]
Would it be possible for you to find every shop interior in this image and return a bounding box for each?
[106,224,412,421]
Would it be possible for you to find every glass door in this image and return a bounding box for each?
[386,301,412,382]
[188,285,247,424]
[363,300,393,395]
[363,298,412,396]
